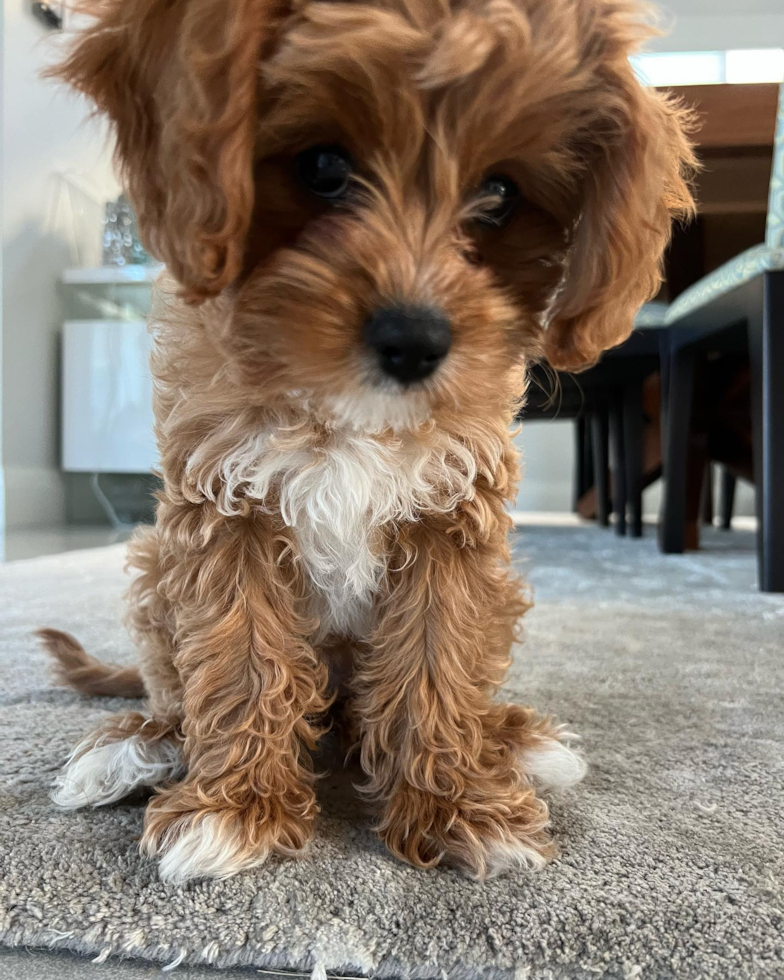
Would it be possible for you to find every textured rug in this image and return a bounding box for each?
[1,525,783,980]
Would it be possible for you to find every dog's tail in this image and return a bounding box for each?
[36,628,145,699]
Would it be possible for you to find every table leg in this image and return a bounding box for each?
[660,342,695,554]
[610,390,627,537]
[591,407,611,528]
[749,272,784,592]
[623,382,645,538]
[720,468,736,531]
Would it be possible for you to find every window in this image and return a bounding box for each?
[631,49,784,87]
[725,49,784,85]
[632,51,725,87]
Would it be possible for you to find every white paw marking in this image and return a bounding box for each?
[520,732,587,793]
[151,812,269,885]
[52,734,183,809]
[484,836,549,876]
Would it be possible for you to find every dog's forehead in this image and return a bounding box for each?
[273,0,616,123]
[296,0,576,28]
[265,0,603,180]
[281,0,585,69]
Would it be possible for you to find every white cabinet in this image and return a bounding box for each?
[60,265,161,474]
[62,319,158,473]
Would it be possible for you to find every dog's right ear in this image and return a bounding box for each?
[50,0,288,301]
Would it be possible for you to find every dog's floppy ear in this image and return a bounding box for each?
[543,18,696,371]
[50,0,287,301]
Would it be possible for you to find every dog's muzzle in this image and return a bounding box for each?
[363,305,451,384]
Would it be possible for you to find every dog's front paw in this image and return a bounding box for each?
[378,782,555,879]
[518,728,587,794]
[489,703,587,795]
[141,783,315,884]
[52,716,183,809]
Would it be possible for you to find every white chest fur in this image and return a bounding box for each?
[187,418,482,639]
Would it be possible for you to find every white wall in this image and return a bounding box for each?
[650,0,784,52]
[1,1,119,532]
[513,423,575,514]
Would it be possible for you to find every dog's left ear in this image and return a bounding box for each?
[543,28,696,371]
[50,0,290,301]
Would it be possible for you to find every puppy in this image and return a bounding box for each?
[40,0,694,884]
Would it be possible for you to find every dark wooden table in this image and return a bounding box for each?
[657,83,782,592]
[663,83,778,297]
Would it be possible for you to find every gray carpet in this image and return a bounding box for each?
[1,525,782,980]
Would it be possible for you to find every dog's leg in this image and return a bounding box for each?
[140,510,331,885]
[354,517,584,878]
[52,712,184,808]
[486,701,587,795]
[48,526,185,808]
[124,524,184,722]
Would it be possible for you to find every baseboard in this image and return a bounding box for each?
[1,465,66,530]
[512,477,573,514]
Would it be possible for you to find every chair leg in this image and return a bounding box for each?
[701,463,715,526]
[623,382,645,538]
[585,424,595,503]
[610,391,627,537]
[591,407,611,528]
[749,272,784,593]
[573,415,591,512]
[660,343,695,554]
[720,468,736,531]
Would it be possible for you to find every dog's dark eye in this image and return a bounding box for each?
[296,145,353,200]
[475,174,520,226]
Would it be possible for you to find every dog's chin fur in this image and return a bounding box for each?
[322,386,432,435]
[44,0,695,883]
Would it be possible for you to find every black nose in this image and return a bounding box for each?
[363,306,452,383]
